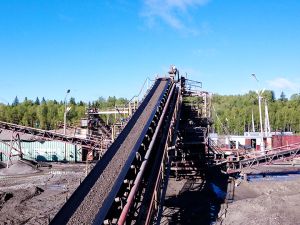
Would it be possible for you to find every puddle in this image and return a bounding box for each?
[210,182,227,199]
[47,184,66,191]
[247,171,300,182]
[209,203,218,224]
[48,170,77,175]
[208,183,225,225]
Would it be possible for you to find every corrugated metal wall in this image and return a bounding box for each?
[272,135,300,148]
[0,141,82,162]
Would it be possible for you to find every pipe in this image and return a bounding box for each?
[117,83,176,225]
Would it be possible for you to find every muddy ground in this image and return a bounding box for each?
[219,166,300,225]
[0,161,87,225]
[161,166,300,225]
[1,161,299,225]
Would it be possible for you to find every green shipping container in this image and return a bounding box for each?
[0,141,82,162]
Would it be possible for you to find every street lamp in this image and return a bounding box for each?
[64,89,71,135]
[251,74,265,153]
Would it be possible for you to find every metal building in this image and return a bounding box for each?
[0,130,82,163]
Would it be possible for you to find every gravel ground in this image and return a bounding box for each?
[219,166,300,225]
[0,162,86,225]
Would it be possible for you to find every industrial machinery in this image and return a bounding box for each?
[2,69,299,225]
[49,77,180,224]
[49,72,216,225]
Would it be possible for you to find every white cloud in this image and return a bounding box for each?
[141,0,210,33]
[267,77,300,91]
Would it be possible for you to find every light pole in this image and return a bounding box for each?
[64,89,71,135]
[251,74,265,153]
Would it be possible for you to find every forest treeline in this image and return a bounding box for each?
[1,91,300,134]
[0,96,128,130]
[212,91,300,135]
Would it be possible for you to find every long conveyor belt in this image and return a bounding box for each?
[50,78,172,224]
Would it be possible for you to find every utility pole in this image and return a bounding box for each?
[251,109,255,132]
[264,100,271,136]
[63,89,71,161]
[64,89,71,135]
[251,74,265,153]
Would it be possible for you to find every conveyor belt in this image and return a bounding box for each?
[50,78,171,225]
[0,121,103,150]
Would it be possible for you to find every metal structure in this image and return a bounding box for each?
[82,103,137,142]
[0,121,105,157]
[83,109,113,140]
[207,135,300,173]
[169,77,212,179]
[2,69,300,224]
[225,143,300,173]
[0,131,23,166]
[50,77,177,225]
[206,73,300,173]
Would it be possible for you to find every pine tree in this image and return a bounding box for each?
[41,97,46,104]
[35,97,40,105]
[12,96,19,106]
[69,97,76,105]
[279,91,287,101]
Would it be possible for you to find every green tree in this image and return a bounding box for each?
[69,97,76,105]
[107,96,117,108]
[279,91,288,102]
[12,96,19,106]
[35,97,40,105]
[37,103,48,129]
[290,93,300,101]
[41,97,46,104]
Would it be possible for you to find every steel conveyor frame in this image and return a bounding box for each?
[50,78,172,225]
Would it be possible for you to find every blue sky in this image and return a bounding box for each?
[1,0,300,104]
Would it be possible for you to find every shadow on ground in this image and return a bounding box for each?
[163,167,229,225]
